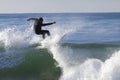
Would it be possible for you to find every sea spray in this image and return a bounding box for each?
[0,26,38,69]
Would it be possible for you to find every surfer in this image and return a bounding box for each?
[27,17,56,39]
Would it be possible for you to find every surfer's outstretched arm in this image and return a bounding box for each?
[42,22,56,26]
[27,18,38,21]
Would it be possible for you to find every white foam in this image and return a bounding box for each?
[0,26,41,50]
[100,51,120,80]
[0,26,41,69]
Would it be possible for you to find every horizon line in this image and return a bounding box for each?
[0,12,120,14]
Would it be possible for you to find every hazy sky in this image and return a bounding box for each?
[0,0,120,13]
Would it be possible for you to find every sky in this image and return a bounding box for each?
[0,0,120,13]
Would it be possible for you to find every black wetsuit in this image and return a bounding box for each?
[34,20,52,39]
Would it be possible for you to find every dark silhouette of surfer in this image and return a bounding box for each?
[27,17,56,39]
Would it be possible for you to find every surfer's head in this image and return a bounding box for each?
[39,17,43,22]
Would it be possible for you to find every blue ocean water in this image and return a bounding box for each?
[0,13,120,80]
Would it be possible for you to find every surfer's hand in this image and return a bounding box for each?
[53,22,56,24]
[27,19,30,21]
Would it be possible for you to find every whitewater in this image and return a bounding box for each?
[0,13,120,80]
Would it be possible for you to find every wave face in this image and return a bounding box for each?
[0,13,120,80]
[49,43,120,80]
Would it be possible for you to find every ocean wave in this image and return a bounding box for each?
[44,34,120,80]
[58,50,120,80]
[0,13,120,80]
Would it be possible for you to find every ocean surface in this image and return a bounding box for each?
[0,13,120,80]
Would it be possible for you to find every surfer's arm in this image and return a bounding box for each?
[42,22,56,26]
[27,18,38,21]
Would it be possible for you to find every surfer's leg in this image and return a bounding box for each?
[47,31,50,36]
[43,30,50,36]
[36,30,46,39]
[42,33,45,39]
[39,30,50,39]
